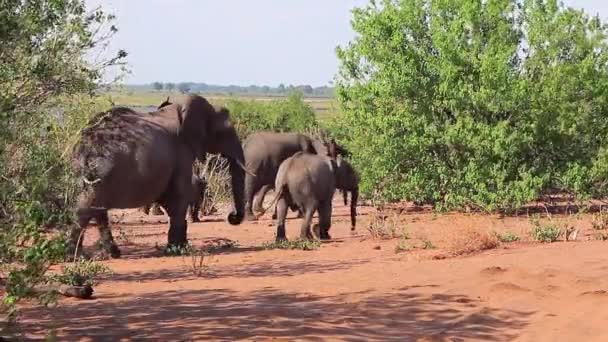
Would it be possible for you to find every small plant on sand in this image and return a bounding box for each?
[446,227,500,256]
[530,220,562,243]
[183,249,212,277]
[395,239,412,253]
[262,239,321,251]
[52,259,112,287]
[204,239,239,253]
[495,231,520,243]
[164,242,196,256]
[596,231,608,241]
[422,239,435,250]
[367,211,401,239]
[592,211,608,231]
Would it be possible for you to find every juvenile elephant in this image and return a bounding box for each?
[334,156,359,230]
[266,151,337,241]
[70,94,247,258]
[141,173,207,223]
[244,131,347,220]
[243,132,318,220]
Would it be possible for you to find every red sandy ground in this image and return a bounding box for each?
[16,196,608,341]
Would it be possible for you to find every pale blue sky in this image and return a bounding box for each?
[86,0,608,86]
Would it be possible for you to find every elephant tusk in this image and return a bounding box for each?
[82,176,101,185]
[235,159,256,177]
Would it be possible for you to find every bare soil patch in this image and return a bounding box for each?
[16,195,608,341]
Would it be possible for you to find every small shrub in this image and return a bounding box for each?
[596,231,608,241]
[164,242,196,256]
[592,211,608,231]
[422,239,435,250]
[530,221,562,243]
[446,227,500,256]
[52,259,112,287]
[183,249,212,277]
[204,239,239,253]
[395,238,411,253]
[495,231,520,243]
[367,211,401,239]
[262,239,321,251]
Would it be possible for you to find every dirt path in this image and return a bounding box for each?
[19,199,608,341]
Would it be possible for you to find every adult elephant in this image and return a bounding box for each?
[70,94,246,258]
[246,134,348,221]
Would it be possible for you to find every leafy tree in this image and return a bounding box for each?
[177,82,192,94]
[0,0,126,324]
[152,82,164,91]
[165,82,176,91]
[335,0,608,211]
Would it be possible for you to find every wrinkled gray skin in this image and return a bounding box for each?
[334,156,359,230]
[243,132,318,220]
[141,174,207,223]
[244,132,348,220]
[269,152,337,241]
[70,94,246,258]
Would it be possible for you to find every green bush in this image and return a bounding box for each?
[0,0,126,324]
[51,259,112,287]
[495,231,520,243]
[262,239,321,251]
[530,221,562,243]
[335,0,608,211]
[225,91,318,139]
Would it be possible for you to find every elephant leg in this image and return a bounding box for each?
[292,205,304,218]
[253,184,272,214]
[300,206,316,241]
[244,176,261,220]
[190,200,201,223]
[164,198,189,248]
[95,210,121,259]
[317,200,333,240]
[275,197,289,242]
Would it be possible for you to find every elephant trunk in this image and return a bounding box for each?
[350,187,358,231]
[223,138,246,225]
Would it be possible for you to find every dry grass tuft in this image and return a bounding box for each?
[445,226,500,256]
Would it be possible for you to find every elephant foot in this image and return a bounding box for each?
[244,212,258,222]
[275,236,288,243]
[319,226,331,240]
[96,240,121,259]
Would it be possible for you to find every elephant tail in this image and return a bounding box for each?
[350,187,358,231]
[256,185,285,218]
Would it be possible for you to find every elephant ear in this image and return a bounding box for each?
[211,107,234,134]
[179,95,217,157]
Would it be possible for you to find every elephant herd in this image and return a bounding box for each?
[69,94,359,258]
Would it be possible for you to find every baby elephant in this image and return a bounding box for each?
[266,151,337,241]
[141,174,207,222]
